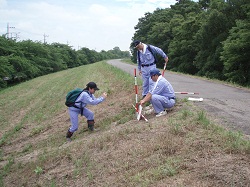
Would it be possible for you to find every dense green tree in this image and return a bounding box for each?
[130,0,249,86]
[8,56,41,80]
[168,12,200,74]
[50,43,79,68]
[194,8,229,79]
[193,0,249,80]
[221,10,250,85]
[0,56,15,88]
[198,0,210,10]
[0,36,16,56]
[0,35,129,89]
[18,40,49,58]
[146,8,173,46]
[106,47,130,59]
[171,0,201,17]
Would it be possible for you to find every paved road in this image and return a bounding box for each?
[107,59,250,137]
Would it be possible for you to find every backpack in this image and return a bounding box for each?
[137,44,158,64]
[65,88,85,107]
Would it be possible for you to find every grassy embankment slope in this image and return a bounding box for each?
[0,61,250,186]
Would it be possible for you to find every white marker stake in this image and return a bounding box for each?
[137,105,142,121]
[132,104,148,122]
[188,97,203,102]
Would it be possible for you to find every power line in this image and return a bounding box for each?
[4,23,50,43]
[14,28,43,36]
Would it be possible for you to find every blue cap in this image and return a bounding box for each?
[133,40,141,48]
[149,68,161,76]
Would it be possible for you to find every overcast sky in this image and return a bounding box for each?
[1,0,181,52]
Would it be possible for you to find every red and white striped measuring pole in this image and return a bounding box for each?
[133,68,148,122]
[134,68,138,103]
[175,92,199,95]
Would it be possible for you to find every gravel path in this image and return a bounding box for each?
[107,59,250,138]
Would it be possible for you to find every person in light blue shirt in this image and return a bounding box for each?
[133,40,169,98]
[66,82,107,141]
[139,68,175,117]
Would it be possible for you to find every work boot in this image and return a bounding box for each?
[66,130,73,141]
[87,120,95,131]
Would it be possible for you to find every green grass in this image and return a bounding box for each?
[0,61,135,146]
[0,60,250,186]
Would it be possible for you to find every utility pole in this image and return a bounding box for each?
[43,33,49,44]
[7,23,15,39]
[14,32,20,40]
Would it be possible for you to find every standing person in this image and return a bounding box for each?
[133,40,169,98]
[139,68,175,117]
[66,82,107,141]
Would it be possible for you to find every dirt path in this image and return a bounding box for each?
[107,59,250,138]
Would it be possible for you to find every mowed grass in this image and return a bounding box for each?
[0,61,250,187]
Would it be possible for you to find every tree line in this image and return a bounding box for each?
[0,37,130,89]
[131,0,250,87]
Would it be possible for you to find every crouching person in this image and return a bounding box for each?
[66,82,107,141]
[139,68,175,117]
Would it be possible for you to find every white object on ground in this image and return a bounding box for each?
[188,97,203,102]
[137,105,142,121]
[132,104,148,122]
[175,92,199,94]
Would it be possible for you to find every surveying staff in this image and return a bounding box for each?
[66,82,107,141]
[139,68,175,117]
[133,40,169,98]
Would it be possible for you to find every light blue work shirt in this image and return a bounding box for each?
[73,90,105,109]
[149,75,175,99]
[137,44,167,71]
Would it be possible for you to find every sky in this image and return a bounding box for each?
[0,0,181,52]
